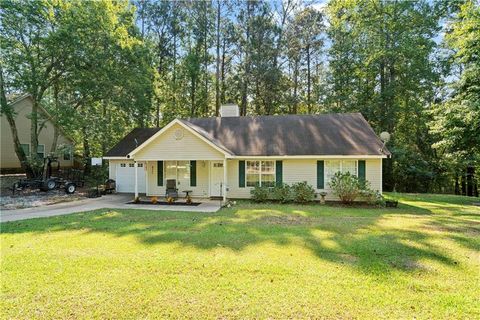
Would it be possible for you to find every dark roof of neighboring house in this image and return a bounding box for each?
[106,113,390,157]
[105,127,161,157]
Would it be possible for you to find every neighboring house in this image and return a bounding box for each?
[104,105,390,201]
[1,94,74,172]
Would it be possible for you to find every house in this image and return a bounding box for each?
[104,105,390,201]
[1,94,74,172]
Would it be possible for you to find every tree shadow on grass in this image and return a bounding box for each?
[2,201,476,275]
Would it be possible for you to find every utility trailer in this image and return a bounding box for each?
[12,156,82,195]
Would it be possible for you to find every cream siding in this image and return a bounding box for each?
[365,158,382,191]
[227,158,383,200]
[1,96,74,169]
[134,123,225,161]
[108,159,124,181]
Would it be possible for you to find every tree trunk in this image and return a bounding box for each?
[454,173,460,195]
[221,36,226,104]
[306,43,311,113]
[461,172,466,196]
[215,0,221,116]
[82,126,91,175]
[30,98,39,163]
[293,59,299,114]
[50,85,60,153]
[0,68,34,177]
[466,166,474,197]
[203,1,209,116]
[240,1,252,116]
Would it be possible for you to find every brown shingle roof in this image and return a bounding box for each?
[182,113,389,156]
[105,113,390,157]
[105,127,161,157]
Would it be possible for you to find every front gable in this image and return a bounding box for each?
[133,123,225,160]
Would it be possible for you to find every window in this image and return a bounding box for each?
[129,163,134,167]
[138,163,143,168]
[165,161,190,186]
[120,163,126,167]
[63,146,71,160]
[37,144,45,159]
[246,161,260,187]
[246,160,275,187]
[325,160,358,184]
[20,144,30,156]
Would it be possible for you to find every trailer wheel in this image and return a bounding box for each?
[65,183,76,194]
[42,178,57,191]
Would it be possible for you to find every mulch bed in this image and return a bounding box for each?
[126,200,201,206]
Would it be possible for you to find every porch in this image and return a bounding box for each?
[132,159,228,202]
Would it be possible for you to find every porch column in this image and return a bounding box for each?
[223,158,227,202]
[134,161,138,199]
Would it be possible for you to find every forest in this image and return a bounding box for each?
[1,0,479,195]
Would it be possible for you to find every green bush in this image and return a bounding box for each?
[360,188,385,206]
[250,185,270,202]
[291,181,316,203]
[272,183,292,203]
[328,171,362,204]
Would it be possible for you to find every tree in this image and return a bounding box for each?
[430,1,480,196]
[325,0,445,192]
[0,0,64,176]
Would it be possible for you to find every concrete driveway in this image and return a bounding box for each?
[0,194,221,223]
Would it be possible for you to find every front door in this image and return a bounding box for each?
[210,161,224,197]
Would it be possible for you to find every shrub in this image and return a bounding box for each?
[151,196,158,204]
[329,172,362,204]
[272,183,292,203]
[291,181,315,203]
[250,185,270,202]
[360,188,384,206]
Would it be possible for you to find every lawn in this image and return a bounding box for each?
[1,193,479,319]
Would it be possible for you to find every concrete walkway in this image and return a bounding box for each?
[0,194,222,223]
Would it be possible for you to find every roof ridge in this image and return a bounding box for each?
[183,112,363,121]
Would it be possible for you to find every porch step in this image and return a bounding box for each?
[209,196,223,200]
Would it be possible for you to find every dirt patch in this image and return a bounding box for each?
[0,174,25,195]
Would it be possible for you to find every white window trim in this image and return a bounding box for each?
[164,161,191,186]
[324,160,359,187]
[246,160,276,187]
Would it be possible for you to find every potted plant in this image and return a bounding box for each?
[166,196,175,204]
[385,191,399,208]
[151,196,158,204]
[186,195,192,204]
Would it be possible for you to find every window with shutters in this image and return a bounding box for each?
[246,160,275,187]
[325,160,358,184]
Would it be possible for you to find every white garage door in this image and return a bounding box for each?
[116,162,146,193]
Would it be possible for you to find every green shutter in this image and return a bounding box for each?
[358,160,366,183]
[317,160,324,189]
[190,160,197,187]
[157,161,164,186]
[275,160,283,186]
[239,160,245,188]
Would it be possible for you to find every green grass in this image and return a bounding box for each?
[1,193,479,319]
